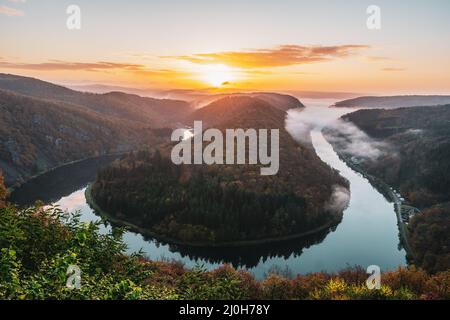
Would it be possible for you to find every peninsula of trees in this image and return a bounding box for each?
[90,96,348,245]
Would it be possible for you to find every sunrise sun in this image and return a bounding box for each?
[200,64,235,87]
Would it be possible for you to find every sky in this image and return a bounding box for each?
[1,0,450,94]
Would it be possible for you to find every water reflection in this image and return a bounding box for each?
[10,155,120,206]
[108,219,338,269]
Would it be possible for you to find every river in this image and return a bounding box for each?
[10,100,407,279]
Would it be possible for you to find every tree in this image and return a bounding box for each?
[0,170,7,209]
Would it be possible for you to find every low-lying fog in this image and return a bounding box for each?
[285,101,390,162]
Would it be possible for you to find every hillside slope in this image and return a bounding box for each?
[0,89,160,186]
[324,105,450,273]
[0,73,192,127]
[190,92,305,110]
[340,105,450,206]
[334,95,450,109]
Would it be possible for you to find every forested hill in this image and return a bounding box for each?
[325,105,450,273]
[91,96,348,245]
[188,96,343,198]
[0,73,192,127]
[0,89,162,186]
[190,92,305,110]
[341,105,450,207]
[334,95,450,109]
[0,73,195,186]
[187,95,292,127]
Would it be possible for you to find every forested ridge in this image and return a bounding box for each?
[325,105,450,273]
[334,95,450,109]
[91,96,348,244]
[0,74,193,187]
[0,73,192,127]
[0,89,164,186]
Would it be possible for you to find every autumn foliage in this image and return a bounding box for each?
[1,204,449,300]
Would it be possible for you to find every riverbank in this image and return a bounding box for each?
[321,130,415,262]
[85,184,341,248]
[7,153,127,194]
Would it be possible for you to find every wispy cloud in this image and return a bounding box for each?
[164,44,371,68]
[366,56,392,62]
[0,59,190,80]
[326,119,391,160]
[382,67,406,72]
[0,5,24,16]
[0,60,147,72]
[325,185,350,213]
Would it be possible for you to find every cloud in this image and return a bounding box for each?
[324,185,351,213]
[0,59,193,80]
[0,60,148,72]
[366,56,392,62]
[164,44,370,68]
[285,107,391,161]
[285,107,354,144]
[326,119,391,160]
[0,5,24,16]
[382,67,406,72]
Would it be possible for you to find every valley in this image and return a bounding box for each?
[1,74,447,283]
[324,105,450,273]
[1,0,450,303]
[9,100,408,279]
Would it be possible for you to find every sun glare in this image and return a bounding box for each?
[200,64,235,87]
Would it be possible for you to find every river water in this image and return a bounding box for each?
[10,100,406,279]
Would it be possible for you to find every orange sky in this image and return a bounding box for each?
[1,0,450,95]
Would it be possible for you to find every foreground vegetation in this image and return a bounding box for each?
[0,198,449,300]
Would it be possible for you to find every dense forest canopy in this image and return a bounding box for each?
[92,150,323,243]
[408,207,450,274]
